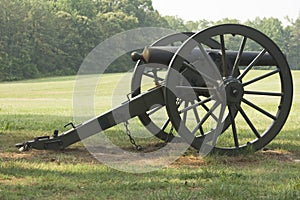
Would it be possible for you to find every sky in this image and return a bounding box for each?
[152,0,300,25]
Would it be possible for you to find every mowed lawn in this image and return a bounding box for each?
[0,71,299,199]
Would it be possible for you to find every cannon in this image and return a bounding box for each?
[16,24,293,155]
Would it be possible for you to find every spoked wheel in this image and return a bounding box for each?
[165,24,293,155]
[131,32,194,142]
[131,32,222,142]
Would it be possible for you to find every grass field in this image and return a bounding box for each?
[0,71,300,199]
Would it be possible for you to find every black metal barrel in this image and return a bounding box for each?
[132,46,276,66]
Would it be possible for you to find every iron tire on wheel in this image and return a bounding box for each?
[165,24,293,155]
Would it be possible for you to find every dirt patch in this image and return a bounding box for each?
[204,149,300,167]
[0,177,27,186]
[1,146,299,167]
[172,155,206,167]
[0,152,32,159]
[260,149,299,163]
[0,148,98,164]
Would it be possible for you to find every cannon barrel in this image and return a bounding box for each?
[132,46,276,66]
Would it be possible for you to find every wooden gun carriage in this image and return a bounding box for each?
[16,24,293,155]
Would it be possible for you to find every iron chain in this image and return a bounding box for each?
[124,121,143,151]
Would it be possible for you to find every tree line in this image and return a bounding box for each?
[0,0,299,81]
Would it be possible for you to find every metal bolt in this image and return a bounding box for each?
[232,89,238,96]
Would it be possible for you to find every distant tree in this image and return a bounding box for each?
[55,0,98,18]
[184,21,199,32]
[214,18,240,25]
[164,16,187,32]
[245,17,286,49]
[287,15,300,69]
[0,0,34,80]
[196,19,213,31]
[96,12,139,38]
[0,0,299,81]
[244,17,298,68]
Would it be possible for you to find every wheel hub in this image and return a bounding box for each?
[224,77,244,105]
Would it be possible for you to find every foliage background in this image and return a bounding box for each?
[0,0,299,81]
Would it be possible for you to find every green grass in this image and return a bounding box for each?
[0,72,300,199]
[0,152,299,200]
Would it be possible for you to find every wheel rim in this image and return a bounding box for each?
[165,24,293,154]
